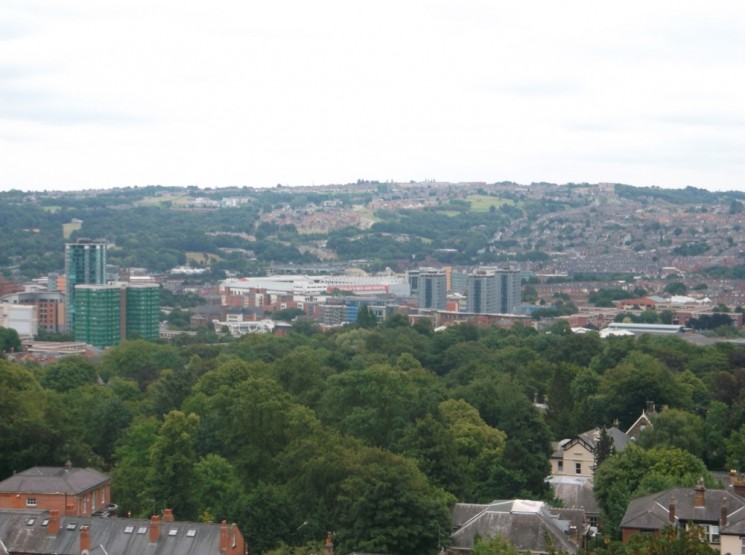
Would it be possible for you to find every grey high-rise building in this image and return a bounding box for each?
[65,238,107,332]
[418,268,447,310]
[467,268,521,314]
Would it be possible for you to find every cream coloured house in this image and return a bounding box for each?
[550,427,629,479]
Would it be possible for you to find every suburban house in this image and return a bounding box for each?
[547,407,656,532]
[550,426,628,480]
[0,463,111,517]
[550,405,656,480]
[0,508,248,555]
[619,479,745,551]
[447,499,588,554]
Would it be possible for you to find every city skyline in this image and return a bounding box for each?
[1,1,744,192]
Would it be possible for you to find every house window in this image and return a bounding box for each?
[26,497,37,507]
[575,463,582,474]
[557,461,563,472]
[689,523,719,544]
[588,515,599,528]
[741,536,745,554]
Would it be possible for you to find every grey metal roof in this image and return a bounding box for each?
[621,487,745,531]
[547,476,600,514]
[0,512,242,555]
[450,500,582,554]
[0,467,109,495]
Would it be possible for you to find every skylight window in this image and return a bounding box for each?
[42,519,49,527]
[124,526,134,534]
[168,529,178,536]
[27,518,36,526]
[137,526,147,534]
[67,523,77,530]
[186,529,196,537]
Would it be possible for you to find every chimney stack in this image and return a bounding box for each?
[695,478,706,508]
[721,496,729,527]
[149,515,161,543]
[48,509,60,536]
[324,531,334,555]
[163,508,174,522]
[730,470,745,497]
[80,525,91,553]
[668,498,676,524]
[219,520,229,553]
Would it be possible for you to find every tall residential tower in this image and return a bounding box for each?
[467,268,521,314]
[65,239,107,332]
[418,268,447,310]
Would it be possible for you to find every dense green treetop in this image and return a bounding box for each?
[1,320,745,552]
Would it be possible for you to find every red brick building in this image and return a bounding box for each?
[0,463,111,517]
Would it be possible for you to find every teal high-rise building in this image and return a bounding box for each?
[74,285,122,348]
[124,284,160,341]
[74,283,160,348]
[65,239,107,332]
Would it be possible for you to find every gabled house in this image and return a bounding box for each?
[624,403,656,441]
[550,405,657,482]
[620,480,745,550]
[0,508,248,555]
[550,426,628,480]
[447,499,587,554]
[0,463,110,517]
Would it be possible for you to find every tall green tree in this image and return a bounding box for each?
[110,417,159,516]
[457,374,552,498]
[594,427,615,469]
[0,360,59,477]
[335,447,454,555]
[0,326,21,355]
[355,304,377,328]
[636,408,705,459]
[148,411,200,520]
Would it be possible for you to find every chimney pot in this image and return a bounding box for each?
[695,478,706,507]
[163,508,174,522]
[48,509,60,536]
[219,520,229,552]
[722,496,729,527]
[669,497,676,524]
[149,515,161,543]
[80,525,91,553]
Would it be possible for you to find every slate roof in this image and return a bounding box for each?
[551,426,628,459]
[450,500,584,554]
[0,467,109,495]
[547,476,600,514]
[620,486,745,532]
[0,511,243,555]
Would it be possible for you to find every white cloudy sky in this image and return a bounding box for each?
[1,1,744,191]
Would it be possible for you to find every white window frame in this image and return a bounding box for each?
[26,497,37,507]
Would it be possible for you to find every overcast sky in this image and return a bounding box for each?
[2,1,744,192]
